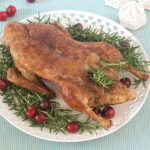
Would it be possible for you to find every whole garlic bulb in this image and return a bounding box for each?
[118,1,146,30]
[138,0,150,10]
[105,0,130,9]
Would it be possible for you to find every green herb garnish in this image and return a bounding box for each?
[100,60,127,72]
[88,66,113,89]
[132,78,146,89]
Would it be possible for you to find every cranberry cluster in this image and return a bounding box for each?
[0,1,36,21]
[25,100,50,124]
[0,5,16,21]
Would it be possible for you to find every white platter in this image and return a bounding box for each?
[0,10,149,142]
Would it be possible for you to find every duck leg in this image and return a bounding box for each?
[7,68,55,98]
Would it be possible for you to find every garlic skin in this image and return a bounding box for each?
[118,1,146,30]
[105,0,130,9]
[138,0,150,10]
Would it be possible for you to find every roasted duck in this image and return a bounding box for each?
[3,22,149,129]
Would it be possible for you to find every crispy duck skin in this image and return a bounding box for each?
[4,22,135,105]
[9,39,114,128]
[14,60,40,84]
[3,22,148,128]
[7,68,55,98]
[4,22,149,80]
[26,23,123,63]
[8,37,136,128]
[51,21,72,38]
[3,22,56,98]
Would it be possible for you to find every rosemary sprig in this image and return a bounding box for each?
[79,118,100,134]
[100,60,127,72]
[132,78,146,89]
[27,12,52,24]
[0,44,14,79]
[88,66,113,89]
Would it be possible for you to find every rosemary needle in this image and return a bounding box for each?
[100,60,127,72]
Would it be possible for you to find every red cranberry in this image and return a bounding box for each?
[35,113,46,124]
[25,105,36,118]
[0,78,8,90]
[102,106,115,119]
[120,77,131,88]
[40,100,50,110]
[0,11,8,21]
[6,5,16,17]
[27,0,35,3]
[66,122,80,133]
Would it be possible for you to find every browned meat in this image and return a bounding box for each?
[7,68,55,97]
[9,38,113,128]
[26,23,123,63]
[8,37,135,128]
[51,21,72,38]
[3,21,148,128]
[28,22,148,80]
[4,22,149,80]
